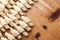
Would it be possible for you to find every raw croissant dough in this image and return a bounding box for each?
[0,0,35,40]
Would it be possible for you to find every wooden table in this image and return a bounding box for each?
[22,0,60,40]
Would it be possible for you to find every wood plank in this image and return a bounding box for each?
[22,0,60,40]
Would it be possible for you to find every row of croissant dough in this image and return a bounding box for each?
[0,0,37,40]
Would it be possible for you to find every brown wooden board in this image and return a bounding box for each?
[22,0,60,40]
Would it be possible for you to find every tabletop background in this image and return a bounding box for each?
[22,0,60,40]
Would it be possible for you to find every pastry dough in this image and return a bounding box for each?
[0,0,34,39]
[5,32,15,40]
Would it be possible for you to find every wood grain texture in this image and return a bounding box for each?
[22,0,60,40]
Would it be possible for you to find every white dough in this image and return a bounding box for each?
[0,0,8,5]
[17,35,21,39]
[16,2,24,8]
[0,24,3,29]
[5,32,15,40]
[15,26,25,33]
[9,22,28,36]
[0,32,2,37]
[13,5,22,12]
[9,0,15,5]
[6,4,13,9]
[10,28,20,37]
[1,37,8,40]
[26,0,34,4]
[4,9,9,14]
[21,16,33,26]
[0,17,7,25]
[19,21,28,28]
[18,21,31,31]
[10,9,18,16]
[10,22,24,33]
[19,0,27,4]
[19,0,31,8]
[22,31,28,36]
[16,1,27,11]
[4,25,10,29]
[1,28,6,32]
[4,16,12,23]
[21,16,31,23]
[7,14,17,21]
[0,3,5,10]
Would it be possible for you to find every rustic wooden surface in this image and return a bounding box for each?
[22,0,60,40]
